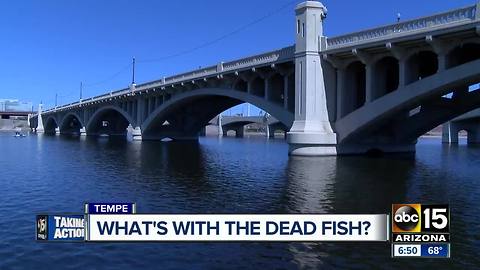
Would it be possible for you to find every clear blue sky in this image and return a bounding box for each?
[0,0,475,113]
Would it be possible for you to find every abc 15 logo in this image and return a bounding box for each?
[392,204,449,233]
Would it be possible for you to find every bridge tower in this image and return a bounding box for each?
[287,1,337,156]
[36,103,44,133]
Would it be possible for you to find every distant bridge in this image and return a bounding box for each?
[0,111,31,118]
[30,2,480,156]
[206,115,288,138]
[442,108,480,144]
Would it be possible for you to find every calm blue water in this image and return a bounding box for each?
[0,133,479,269]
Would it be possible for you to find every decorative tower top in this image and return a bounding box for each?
[295,1,327,54]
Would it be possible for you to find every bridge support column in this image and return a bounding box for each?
[365,64,374,103]
[287,1,337,156]
[36,103,44,133]
[442,122,458,144]
[267,125,275,138]
[336,67,346,120]
[467,126,480,144]
[437,53,447,72]
[132,126,142,141]
[218,114,223,137]
[283,76,289,109]
[27,114,31,130]
[236,127,244,138]
[55,127,60,135]
[199,126,206,136]
[398,59,407,89]
[80,127,86,136]
[127,124,142,141]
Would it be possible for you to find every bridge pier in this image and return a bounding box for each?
[222,126,244,138]
[443,120,480,144]
[267,125,275,138]
[55,127,60,135]
[80,127,86,136]
[468,127,480,144]
[199,126,206,136]
[27,114,31,130]
[218,114,223,137]
[132,127,142,141]
[36,104,44,133]
[236,127,244,138]
[287,2,337,156]
[442,122,458,144]
[127,125,143,141]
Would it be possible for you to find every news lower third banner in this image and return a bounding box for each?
[37,202,451,258]
[86,214,389,242]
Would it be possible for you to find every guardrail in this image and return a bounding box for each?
[327,4,478,50]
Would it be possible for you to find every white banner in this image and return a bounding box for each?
[86,214,389,242]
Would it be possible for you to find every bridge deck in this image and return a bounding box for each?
[39,4,480,116]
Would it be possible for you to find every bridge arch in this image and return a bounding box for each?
[222,119,262,138]
[141,88,294,140]
[59,112,84,135]
[457,129,470,144]
[268,121,288,138]
[335,58,480,153]
[86,105,134,136]
[224,130,238,137]
[44,116,59,134]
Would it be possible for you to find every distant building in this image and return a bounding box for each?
[0,99,33,112]
[0,99,33,120]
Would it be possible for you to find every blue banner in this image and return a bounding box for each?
[421,244,450,258]
[41,215,85,241]
[86,203,136,214]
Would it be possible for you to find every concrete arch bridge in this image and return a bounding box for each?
[30,2,480,156]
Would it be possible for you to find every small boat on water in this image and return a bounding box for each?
[13,132,26,138]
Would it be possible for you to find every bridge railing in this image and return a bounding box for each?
[135,46,294,91]
[326,4,478,50]
[222,46,294,71]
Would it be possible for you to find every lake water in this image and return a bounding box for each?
[0,133,479,269]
